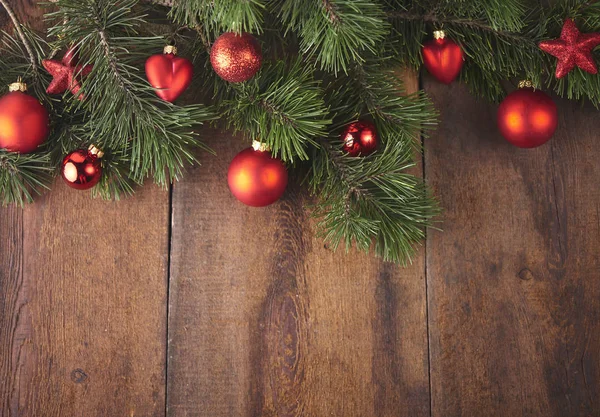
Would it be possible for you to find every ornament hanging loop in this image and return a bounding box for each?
[518,80,535,89]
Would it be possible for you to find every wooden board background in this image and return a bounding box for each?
[1,2,600,416]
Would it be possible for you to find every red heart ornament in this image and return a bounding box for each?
[145,48,193,103]
[422,34,464,84]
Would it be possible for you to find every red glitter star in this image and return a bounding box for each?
[42,47,93,100]
[539,19,600,79]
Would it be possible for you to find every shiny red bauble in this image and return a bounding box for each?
[422,31,464,84]
[497,87,558,148]
[61,146,103,190]
[227,145,288,207]
[145,46,193,102]
[0,85,49,153]
[341,120,378,157]
[210,32,262,83]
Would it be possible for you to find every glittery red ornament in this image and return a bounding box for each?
[422,30,464,84]
[497,85,558,148]
[145,45,193,102]
[61,145,103,190]
[210,32,262,83]
[341,120,378,157]
[227,142,287,207]
[539,19,600,79]
[0,81,49,153]
[42,46,92,100]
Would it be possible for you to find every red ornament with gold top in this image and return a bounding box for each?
[422,30,464,84]
[145,45,194,102]
[341,120,378,157]
[497,82,558,148]
[227,141,288,207]
[210,32,262,83]
[0,80,49,153]
[61,145,104,190]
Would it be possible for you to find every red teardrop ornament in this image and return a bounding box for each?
[422,32,464,84]
[145,47,193,102]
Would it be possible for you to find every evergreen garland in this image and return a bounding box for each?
[0,0,598,263]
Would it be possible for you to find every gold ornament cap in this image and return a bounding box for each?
[252,140,269,152]
[163,45,178,55]
[518,80,535,89]
[8,78,27,92]
[88,144,104,158]
[433,30,446,40]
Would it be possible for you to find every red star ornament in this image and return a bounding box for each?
[42,47,93,100]
[539,19,600,79]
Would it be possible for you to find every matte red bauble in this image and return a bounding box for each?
[497,85,558,148]
[145,45,193,102]
[422,30,464,84]
[61,145,103,190]
[227,142,288,207]
[210,32,262,83]
[0,81,49,153]
[342,120,378,157]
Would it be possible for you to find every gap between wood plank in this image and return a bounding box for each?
[165,183,174,417]
[419,70,434,417]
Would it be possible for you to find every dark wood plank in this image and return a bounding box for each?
[424,77,600,416]
[0,1,170,415]
[0,183,170,417]
[167,73,430,417]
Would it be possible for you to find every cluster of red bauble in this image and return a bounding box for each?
[422,30,558,148]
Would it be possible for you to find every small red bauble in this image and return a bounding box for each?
[227,142,288,207]
[145,45,193,102]
[422,30,464,84]
[497,84,558,148]
[42,46,93,100]
[61,145,103,190]
[341,120,378,157]
[210,32,262,83]
[0,81,49,153]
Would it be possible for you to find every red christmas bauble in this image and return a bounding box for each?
[61,146,103,190]
[422,31,464,84]
[210,32,262,83]
[145,46,194,102]
[0,84,49,153]
[497,87,558,148]
[227,144,288,207]
[342,120,378,157]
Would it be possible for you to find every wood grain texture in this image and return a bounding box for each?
[424,76,600,417]
[0,182,170,417]
[167,73,430,417]
[0,1,170,415]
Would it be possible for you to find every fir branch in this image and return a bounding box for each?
[0,0,38,72]
[223,60,331,161]
[0,151,52,206]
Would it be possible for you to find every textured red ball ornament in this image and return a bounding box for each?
[497,83,558,148]
[145,45,194,102]
[61,145,103,190]
[341,120,378,157]
[227,142,288,207]
[422,30,464,84]
[0,81,49,153]
[210,32,262,83]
